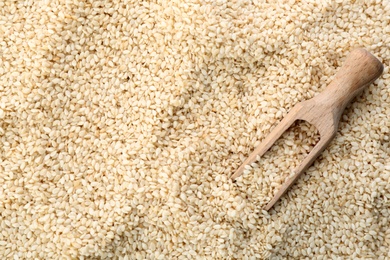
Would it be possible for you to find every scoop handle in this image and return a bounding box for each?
[317,48,383,114]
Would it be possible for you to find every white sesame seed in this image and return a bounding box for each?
[0,0,389,259]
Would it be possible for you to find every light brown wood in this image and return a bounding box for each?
[231,48,384,211]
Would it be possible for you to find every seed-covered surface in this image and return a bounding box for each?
[1,0,390,259]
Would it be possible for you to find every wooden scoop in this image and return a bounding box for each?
[231,48,384,211]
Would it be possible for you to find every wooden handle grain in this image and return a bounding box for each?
[232,48,384,211]
[318,48,384,113]
[263,48,384,211]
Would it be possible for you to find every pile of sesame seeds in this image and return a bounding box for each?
[0,0,389,259]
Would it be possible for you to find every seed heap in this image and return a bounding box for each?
[0,0,389,259]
